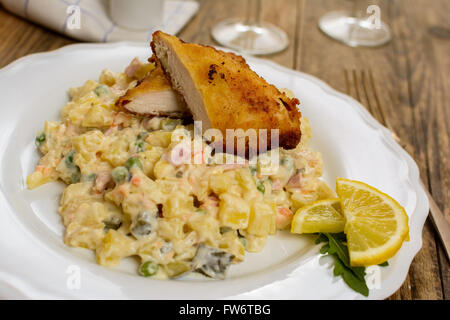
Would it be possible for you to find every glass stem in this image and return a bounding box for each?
[246,0,262,26]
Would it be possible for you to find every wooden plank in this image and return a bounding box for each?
[295,0,445,299]
[391,0,449,300]
[258,0,299,68]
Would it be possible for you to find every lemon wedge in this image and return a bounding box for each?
[291,198,345,234]
[336,178,409,267]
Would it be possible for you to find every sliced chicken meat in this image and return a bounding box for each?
[116,59,190,118]
[150,31,302,154]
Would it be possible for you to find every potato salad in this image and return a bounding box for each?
[27,60,334,279]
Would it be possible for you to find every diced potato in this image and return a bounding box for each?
[120,193,148,218]
[139,146,164,178]
[59,182,99,215]
[96,230,135,267]
[72,130,105,174]
[235,168,256,192]
[153,159,176,179]
[137,240,172,265]
[316,180,336,199]
[82,104,115,128]
[157,218,185,241]
[265,189,290,206]
[62,201,111,250]
[209,171,237,195]
[257,149,280,176]
[218,193,250,229]
[298,117,312,147]
[62,201,108,226]
[99,69,118,86]
[163,192,194,219]
[163,261,192,278]
[245,234,268,253]
[171,231,198,261]
[40,121,60,153]
[69,80,99,102]
[26,170,55,189]
[64,222,104,250]
[98,69,131,89]
[246,201,277,237]
[145,130,172,148]
[62,99,94,126]
[120,171,162,215]
[155,179,181,196]
[218,231,245,262]
[72,130,104,160]
[290,190,319,211]
[101,130,135,167]
[187,213,220,245]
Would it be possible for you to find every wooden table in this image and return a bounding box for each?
[0,0,448,300]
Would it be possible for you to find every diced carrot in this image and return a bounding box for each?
[118,185,128,196]
[164,251,175,261]
[278,207,293,217]
[36,165,52,175]
[131,176,141,186]
[276,207,293,229]
[154,241,162,249]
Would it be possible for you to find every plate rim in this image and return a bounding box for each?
[0,41,429,300]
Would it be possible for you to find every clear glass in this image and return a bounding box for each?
[211,0,289,55]
[318,0,391,47]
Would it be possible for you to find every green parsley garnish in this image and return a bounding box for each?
[316,233,368,296]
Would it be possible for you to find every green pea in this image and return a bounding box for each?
[111,166,129,184]
[35,132,46,147]
[249,166,257,176]
[139,261,158,277]
[135,140,146,153]
[65,150,76,168]
[125,157,143,170]
[94,84,109,97]
[137,131,149,140]
[257,182,265,194]
[81,173,97,183]
[161,118,182,131]
[71,168,81,183]
[280,156,294,170]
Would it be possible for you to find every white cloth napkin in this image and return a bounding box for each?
[0,0,199,42]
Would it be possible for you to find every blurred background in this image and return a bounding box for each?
[0,0,448,300]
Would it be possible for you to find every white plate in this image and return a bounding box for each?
[0,42,428,300]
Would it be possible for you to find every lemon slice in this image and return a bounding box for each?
[291,199,345,234]
[336,178,409,266]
